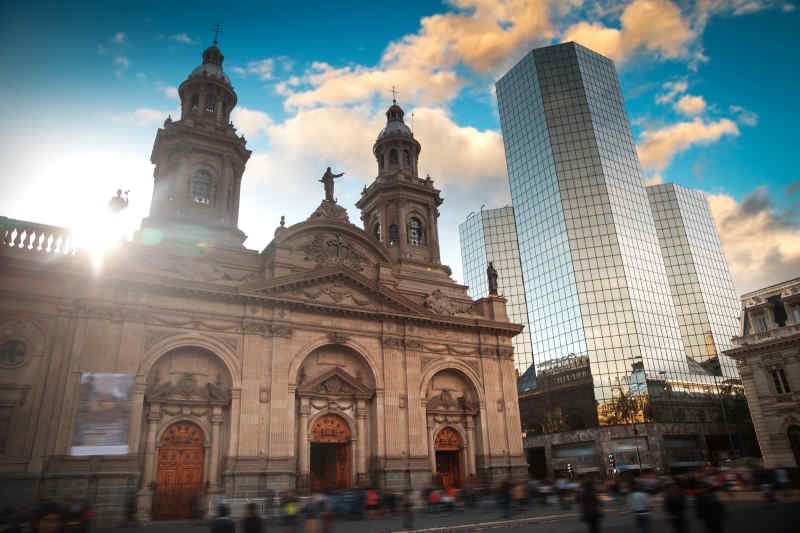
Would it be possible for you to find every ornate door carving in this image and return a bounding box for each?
[153,422,205,520]
[311,414,351,443]
[434,427,461,451]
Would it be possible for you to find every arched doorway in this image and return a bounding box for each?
[152,422,205,520]
[788,425,800,466]
[310,414,351,491]
[435,427,462,489]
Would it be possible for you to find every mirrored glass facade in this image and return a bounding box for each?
[495,42,713,422]
[459,207,535,375]
[647,183,739,381]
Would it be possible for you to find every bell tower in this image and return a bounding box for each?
[356,99,443,265]
[141,39,251,247]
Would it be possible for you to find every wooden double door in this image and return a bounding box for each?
[152,421,205,520]
[435,427,463,489]
[310,414,351,491]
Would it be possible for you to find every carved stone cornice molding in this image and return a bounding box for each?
[382,336,404,348]
[271,324,293,338]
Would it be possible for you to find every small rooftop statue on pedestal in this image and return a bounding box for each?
[320,167,345,202]
[487,261,498,296]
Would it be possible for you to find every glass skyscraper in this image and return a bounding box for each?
[646,183,740,380]
[494,42,722,421]
[459,207,535,379]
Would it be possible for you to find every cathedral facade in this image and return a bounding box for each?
[0,43,525,524]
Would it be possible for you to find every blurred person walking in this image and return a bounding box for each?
[628,481,653,533]
[696,487,724,533]
[242,502,262,533]
[211,504,235,533]
[402,489,414,530]
[578,480,602,533]
[664,482,688,533]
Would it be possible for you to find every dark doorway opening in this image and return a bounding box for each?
[310,442,350,492]
[527,447,547,479]
[436,450,462,489]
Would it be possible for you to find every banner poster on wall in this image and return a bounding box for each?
[70,372,134,456]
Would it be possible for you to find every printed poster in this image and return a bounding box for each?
[70,372,134,456]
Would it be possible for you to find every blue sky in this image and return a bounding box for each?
[1,0,798,293]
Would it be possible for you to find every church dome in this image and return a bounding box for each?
[377,102,412,140]
[189,44,231,85]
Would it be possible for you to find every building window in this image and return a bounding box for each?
[793,307,800,324]
[789,426,800,465]
[390,149,398,165]
[374,222,381,241]
[191,170,213,205]
[754,314,769,332]
[0,340,26,368]
[378,152,384,171]
[403,150,410,166]
[388,224,399,246]
[191,94,199,110]
[409,217,423,246]
[772,368,791,395]
[205,95,216,113]
[0,406,11,454]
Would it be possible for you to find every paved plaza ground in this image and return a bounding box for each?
[97,498,798,533]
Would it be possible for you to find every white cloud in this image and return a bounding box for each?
[733,1,764,14]
[784,3,797,11]
[112,108,172,126]
[709,188,800,293]
[111,32,127,44]
[170,33,197,44]
[729,105,759,126]
[674,94,707,115]
[281,0,559,108]
[656,80,688,103]
[136,73,146,80]
[233,58,275,81]
[637,118,739,170]
[113,56,130,77]
[563,0,695,64]
[230,107,273,140]
[163,86,179,99]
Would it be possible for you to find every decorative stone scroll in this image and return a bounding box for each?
[434,427,461,451]
[146,372,231,403]
[302,233,366,271]
[423,289,473,317]
[310,414,351,443]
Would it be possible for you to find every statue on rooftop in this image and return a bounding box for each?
[319,167,344,202]
[108,189,129,213]
[487,261,498,296]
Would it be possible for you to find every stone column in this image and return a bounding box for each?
[465,419,477,477]
[137,403,161,520]
[298,398,310,484]
[427,418,436,474]
[208,406,223,492]
[356,399,369,485]
[228,390,241,456]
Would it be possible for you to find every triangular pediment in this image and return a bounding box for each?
[239,268,427,316]
[299,367,374,399]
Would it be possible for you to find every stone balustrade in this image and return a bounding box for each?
[0,216,76,255]
[733,322,800,345]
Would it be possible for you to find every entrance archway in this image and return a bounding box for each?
[152,421,205,520]
[435,427,462,489]
[310,414,351,491]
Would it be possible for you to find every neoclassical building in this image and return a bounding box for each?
[725,277,800,468]
[0,42,525,524]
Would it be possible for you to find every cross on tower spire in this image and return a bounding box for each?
[391,86,399,104]
[210,23,223,45]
